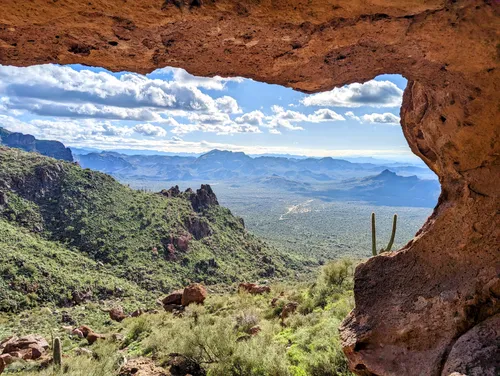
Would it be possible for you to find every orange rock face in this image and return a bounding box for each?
[0,1,499,375]
[181,283,207,306]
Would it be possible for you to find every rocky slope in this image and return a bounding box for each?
[0,146,287,312]
[0,127,73,162]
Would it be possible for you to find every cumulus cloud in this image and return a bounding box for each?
[307,108,345,122]
[361,112,400,125]
[157,67,244,90]
[345,111,400,125]
[0,65,244,123]
[133,123,167,137]
[301,80,403,108]
[235,110,266,126]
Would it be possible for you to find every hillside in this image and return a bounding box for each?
[0,126,73,162]
[0,147,291,312]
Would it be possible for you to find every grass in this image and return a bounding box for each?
[2,260,356,376]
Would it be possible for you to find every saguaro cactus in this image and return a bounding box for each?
[53,337,62,368]
[371,213,398,255]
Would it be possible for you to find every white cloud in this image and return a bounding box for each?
[0,65,245,124]
[215,96,242,114]
[301,80,403,108]
[269,129,281,135]
[345,111,400,125]
[235,110,266,126]
[307,109,345,122]
[133,123,167,137]
[361,112,400,125]
[345,111,361,122]
[156,67,244,90]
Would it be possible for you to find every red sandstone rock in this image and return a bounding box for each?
[162,290,183,306]
[238,283,270,295]
[77,325,93,338]
[0,1,499,374]
[108,307,128,322]
[181,283,207,306]
[86,332,105,345]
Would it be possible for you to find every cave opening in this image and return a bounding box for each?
[0,64,439,263]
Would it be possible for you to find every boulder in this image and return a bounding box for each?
[86,332,105,345]
[181,283,207,306]
[130,309,143,318]
[442,314,500,376]
[108,307,128,322]
[71,329,84,338]
[0,354,13,366]
[238,283,270,295]
[168,353,206,376]
[162,290,183,306]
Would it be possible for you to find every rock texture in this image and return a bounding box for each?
[0,1,499,375]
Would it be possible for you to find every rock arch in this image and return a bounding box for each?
[0,1,498,375]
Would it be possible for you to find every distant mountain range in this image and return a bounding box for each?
[75,149,436,182]
[0,127,74,161]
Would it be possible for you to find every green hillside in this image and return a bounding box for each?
[0,147,291,312]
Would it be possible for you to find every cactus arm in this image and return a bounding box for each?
[383,214,398,252]
[53,337,62,368]
[371,212,377,256]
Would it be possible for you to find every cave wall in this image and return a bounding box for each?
[1,1,499,375]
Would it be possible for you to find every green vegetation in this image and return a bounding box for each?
[1,260,355,376]
[371,212,398,256]
[0,147,294,312]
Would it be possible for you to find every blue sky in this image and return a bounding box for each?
[0,64,417,161]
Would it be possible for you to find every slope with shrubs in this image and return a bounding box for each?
[1,260,355,376]
[0,147,294,311]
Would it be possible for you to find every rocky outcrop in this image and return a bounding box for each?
[161,284,207,310]
[0,128,73,162]
[0,335,49,367]
[189,185,219,212]
[0,1,499,375]
[181,283,207,306]
[441,314,500,376]
[238,283,271,295]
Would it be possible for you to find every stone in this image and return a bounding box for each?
[77,325,93,338]
[238,283,270,295]
[119,357,168,376]
[168,353,206,376]
[130,309,143,318]
[181,283,207,306]
[162,290,184,306]
[1,1,499,374]
[71,329,84,338]
[442,314,500,376]
[86,332,105,345]
[0,354,13,366]
[108,307,128,322]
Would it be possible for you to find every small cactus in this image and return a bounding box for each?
[371,213,398,255]
[53,337,62,368]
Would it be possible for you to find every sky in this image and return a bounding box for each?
[0,64,418,162]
